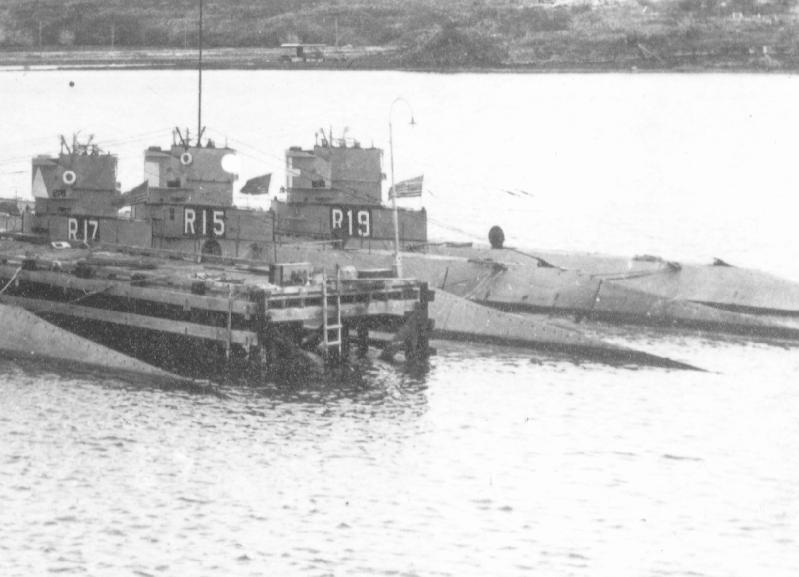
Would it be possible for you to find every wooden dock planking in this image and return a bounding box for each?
[269,297,419,324]
[0,266,421,323]
[0,265,258,316]
[0,240,433,373]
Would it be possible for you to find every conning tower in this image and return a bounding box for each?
[133,129,237,217]
[31,136,120,217]
[129,129,273,257]
[285,131,383,206]
[274,131,427,248]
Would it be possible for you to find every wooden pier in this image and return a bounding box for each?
[0,239,433,380]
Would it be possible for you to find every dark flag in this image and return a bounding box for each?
[241,173,272,195]
[389,175,424,198]
[116,180,149,206]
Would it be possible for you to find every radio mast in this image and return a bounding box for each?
[197,0,204,146]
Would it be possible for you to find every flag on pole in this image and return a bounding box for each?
[128,180,149,203]
[240,173,272,195]
[389,175,424,198]
[116,180,149,206]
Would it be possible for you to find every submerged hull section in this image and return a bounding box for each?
[273,244,799,342]
[430,290,698,369]
[0,302,183,381]
[424,245,799,318]
[604,264,799,316]
[263,244,695,367]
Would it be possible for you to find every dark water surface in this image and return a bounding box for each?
[2,331,798,576]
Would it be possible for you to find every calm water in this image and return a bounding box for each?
[2,334,799,576]
[1,70,799,575]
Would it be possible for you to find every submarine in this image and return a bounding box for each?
[1,131,706,369]
[264,132,799,343]
[0,0,730,372]
[16,128,799,347]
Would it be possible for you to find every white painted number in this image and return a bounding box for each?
[357,210,370,237]
[213,210,225,237]
[87,219,98,241]
[68,218,79,240]
[184,208,196,235]
[67,217,99,241]
[331,208,344,230]
[184,207,225,238]
[331,207,370,238]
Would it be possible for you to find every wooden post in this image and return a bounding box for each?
[225,284,233,360]
[273,213,278,263]
[250,288,270,372]
[404,314,420,361]
[418,283,433,357]
[341,324,350,360]
[357,325,369,355]
[235,214,241,257]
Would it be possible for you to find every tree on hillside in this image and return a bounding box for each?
[399,22,508,67]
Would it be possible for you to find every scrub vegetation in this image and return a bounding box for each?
[1,0,799,70]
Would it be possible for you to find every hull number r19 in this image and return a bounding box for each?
[331,207,371,238]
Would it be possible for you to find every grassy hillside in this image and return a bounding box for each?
[2,0,799,70]
[0,1,435,48]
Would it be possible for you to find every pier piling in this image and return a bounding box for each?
[0,240,433,380]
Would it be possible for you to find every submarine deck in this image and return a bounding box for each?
[0,238,433,377]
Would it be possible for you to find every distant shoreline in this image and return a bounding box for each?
[0,46,794,74]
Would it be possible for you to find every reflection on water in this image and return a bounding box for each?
[2,333,799,576]
[221,354,432,412]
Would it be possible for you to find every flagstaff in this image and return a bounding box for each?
[197,0,204,145]
[388,97,415,278]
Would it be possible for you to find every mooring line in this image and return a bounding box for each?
[0,266,22,296]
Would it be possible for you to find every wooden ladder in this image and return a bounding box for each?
[321,268,342,358]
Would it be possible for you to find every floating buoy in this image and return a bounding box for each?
[180,151,193,166]
[488,225,505,249]
[62,170,77,186]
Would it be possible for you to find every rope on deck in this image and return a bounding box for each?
[0,266,22,296]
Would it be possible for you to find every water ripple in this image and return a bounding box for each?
[0,335,798,576]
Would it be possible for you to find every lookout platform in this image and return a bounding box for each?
[0,238,433,380]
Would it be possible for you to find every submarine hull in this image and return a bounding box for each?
[273,243,799,342]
